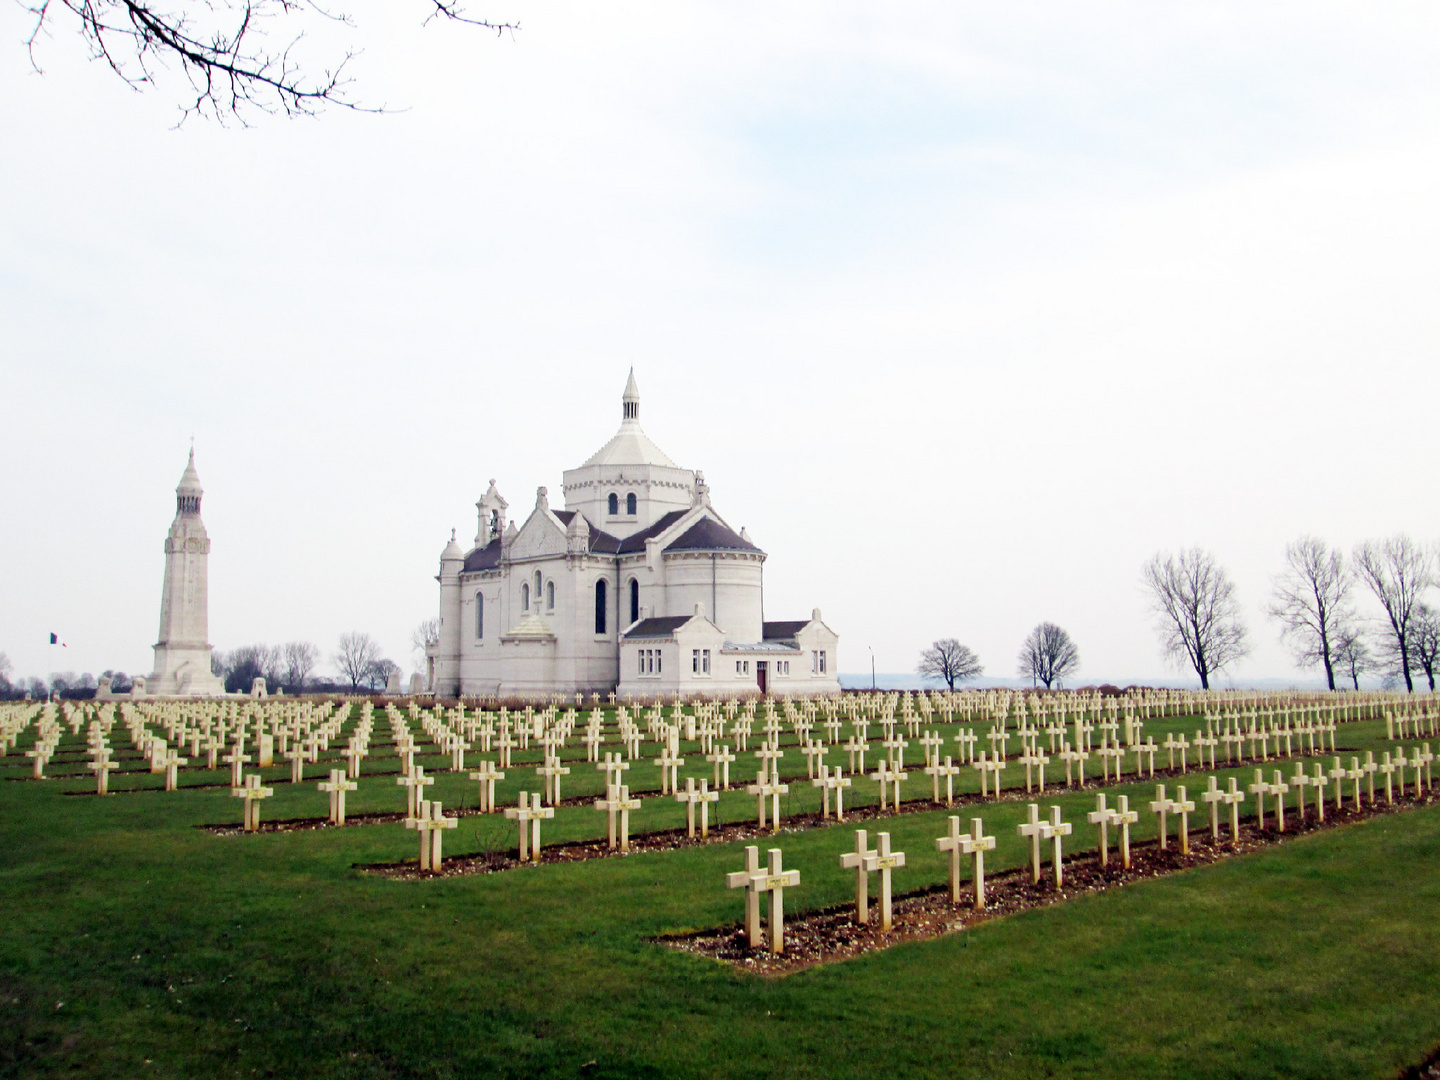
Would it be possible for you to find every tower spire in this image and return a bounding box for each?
[622,367,640,422]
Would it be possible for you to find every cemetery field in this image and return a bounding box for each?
[3,705,1440,1078]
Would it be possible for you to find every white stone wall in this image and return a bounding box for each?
[658,550,764,644]
[561,461,694,540]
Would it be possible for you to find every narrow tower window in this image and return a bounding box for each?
[476,593,484,639]
[629,578,640,625]
[522,584,529,611]
[546,582,555,611]
[626,492,637,515]
[608,493,619,515]
[595,579,607,634]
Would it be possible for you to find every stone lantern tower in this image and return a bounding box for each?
[147,450,226,696]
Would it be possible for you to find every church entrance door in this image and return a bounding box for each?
[756,661,767,694]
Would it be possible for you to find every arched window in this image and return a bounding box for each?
[476,593,484,639]
[629,578,640,625]
[595,579,607,634]
[608,493,619,515]
[522,584,529,611]
[534,570,543,598]
[626,492,637,515]
[546,581,555,610]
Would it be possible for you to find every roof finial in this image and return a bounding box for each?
[622,367,640,422]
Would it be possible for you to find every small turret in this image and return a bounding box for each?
[566,511,590,556]
[439,529,464,584]
[435,530,464,697]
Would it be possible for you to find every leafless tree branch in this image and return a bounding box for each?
[19,0,518,122]
[1142,547,1249,690]
[1406,604,1440,693]
[1017,622,1079,689]
[1353,535,1435,694]
[1264,536,1354,691]
[917,638,982,692]
[1331,624,1372,691]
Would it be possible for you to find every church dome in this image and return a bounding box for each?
[579,368,679,468]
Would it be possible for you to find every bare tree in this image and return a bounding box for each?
[1265,536,1354,691]
[1353,535,1435,694]
[1409,605,1440,693]
[411,618,439,662]
[334,632,381,692]
[281,641,318,693]
[21,0,518,123]
[1331,624,1371,691]
[367,658,402,692]
[1017,623,1080,689]
[0,652,11,693]
[1142,548,1250,690]
[217,644,282,693]
[917,639,983,691]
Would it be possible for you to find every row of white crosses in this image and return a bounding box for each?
[429,686,1423,822]
[728,735,1440,956]
[727,808,1024,957]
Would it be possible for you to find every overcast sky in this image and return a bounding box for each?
[3,2,1439,687]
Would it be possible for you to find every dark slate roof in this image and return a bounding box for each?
[623,616,693,639]
[465,514,622,571]
[552,511,622,554]
[763,620,811,641]
[462,538,502,573]
[616,511,688,553]
[665,518,762,553]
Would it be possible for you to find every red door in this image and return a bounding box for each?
[756,661,767,694]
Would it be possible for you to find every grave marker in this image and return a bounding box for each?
[862,832,907,931]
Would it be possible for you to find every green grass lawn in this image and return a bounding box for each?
[2,709,1438,1078]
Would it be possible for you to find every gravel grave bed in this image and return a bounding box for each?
[1401,1043,1440,1079]
[653,791,1440,976]
[199,756,1356,838]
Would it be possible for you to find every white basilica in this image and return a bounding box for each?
[429,372,839,699]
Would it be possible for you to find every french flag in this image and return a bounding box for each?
[49,633,67,647]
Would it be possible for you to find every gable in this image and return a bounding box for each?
[509,510,567,561]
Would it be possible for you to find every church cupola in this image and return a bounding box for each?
[622,367,640,422]
[176,448,203,515]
